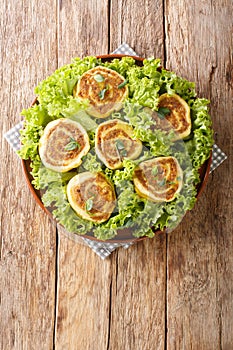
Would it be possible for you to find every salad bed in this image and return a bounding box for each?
[19,55,213,241]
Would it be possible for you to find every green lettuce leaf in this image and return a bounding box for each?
[18,55,214,240]
[35,56,100,116]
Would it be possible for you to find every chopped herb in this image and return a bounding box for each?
[120,149,127,157]
[115,139,125,150]
[157,178,166,187]
[94,74,105,83]
[118,79,128,89]
[152,166,158,176]
[64,138,80,151]
[115,139,127,157]
[98,85,109,100]
[157,107,171,119]
[85,197,94,212]
[168,181,176,185]
[176,176,182,181]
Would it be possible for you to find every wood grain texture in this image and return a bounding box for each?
[109,236,166,350]
[58,0,109,65]
[110,0,165,59]
[0,0,57,349]
[54,234,112,350]
[208,3,233,348]
[1,0,232,349]
[165,0,233,348]
[109,3,167,349]
[55,1,111,349]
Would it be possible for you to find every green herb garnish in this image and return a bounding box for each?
[85,198,94,212]
[152,166,158,176]
[168,181,176,185]
[115,139,127,157]
[64,138,80,151]
[98,85,109,100]
[115,139,125,150]
[94,74,105,83]
[157,107,171,119]
[121,149,127,157]
[118,79,128,89]
[157,178,166,187]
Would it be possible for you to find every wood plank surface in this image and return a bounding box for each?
[1,0,232,349]
[109,2,167,349]
[54,232,112,349]
[0,0,57,349]
[108,237,167,350]
[57,0,109,65]
[110,0,164,59]
[165,1,233,349]
[54,1,112,349]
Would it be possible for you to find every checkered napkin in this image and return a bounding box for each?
[4,43,227,259]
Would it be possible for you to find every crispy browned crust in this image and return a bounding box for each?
[74,66,128,118]
[95,119,142,169]
[39,118,90,172]
[152,93,191,140]
[67,172,116,223]
[133,157,183,202]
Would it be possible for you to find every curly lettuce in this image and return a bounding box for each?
[19,56,214,240]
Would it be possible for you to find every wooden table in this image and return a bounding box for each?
[1,1,232,349]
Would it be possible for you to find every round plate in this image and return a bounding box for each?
[22,54,212,243]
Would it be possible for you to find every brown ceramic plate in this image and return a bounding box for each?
[22,54,212,243]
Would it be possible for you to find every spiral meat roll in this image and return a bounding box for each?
[39,118,90,172]
[154,93,191,140]
[95,119,143,169]
[133,156,183,202]
[73,66,128,118]
[67,172,116,223]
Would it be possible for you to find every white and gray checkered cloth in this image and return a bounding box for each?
[4,43,227,259]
